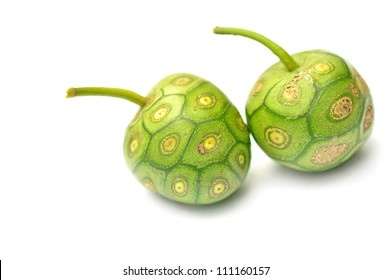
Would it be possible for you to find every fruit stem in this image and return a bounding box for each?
[213,26,299,72]
[66,87,147,107]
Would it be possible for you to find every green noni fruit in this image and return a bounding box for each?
[67,73,251,204]
[214,27,374,172]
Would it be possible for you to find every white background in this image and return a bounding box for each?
[1,0,391,279]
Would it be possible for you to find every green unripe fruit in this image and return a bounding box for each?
[67,73,251,204]
[214,27,374,172]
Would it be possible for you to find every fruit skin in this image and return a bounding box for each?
[124,73,251,204]
[246,50,374,172]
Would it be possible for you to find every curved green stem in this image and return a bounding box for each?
[213,26,299,72]
[66,87,147,107]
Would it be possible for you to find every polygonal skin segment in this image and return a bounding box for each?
[163,164,199,204]
[146,119,195,169]
[182,81,230,122]
[181,120,236,169]
[123,119,150,170]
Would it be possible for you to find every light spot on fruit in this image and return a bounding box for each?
[311,143,349,165]
[197,93,216,108]
[349,83,360,98]
[292,70,313,84]
[252,81,264,96]
[209,179,229,198]
[236,114,248,131]
[265,127,290,149]
[172,178,187,196]
[198,134,221,154]
[151,104,171,122]
[236,153,246,169]
[291,69,313,83]
[160,134,179,155]
[172,76,193,85]
[363,105,374,131]
[141,178,156,192]
[312,62,334,74]
[279,83,301,106]
[130,137,139,153]
[330,97,353,120]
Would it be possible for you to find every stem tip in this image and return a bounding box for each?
[66,88,77,98]
[213,26,223,34]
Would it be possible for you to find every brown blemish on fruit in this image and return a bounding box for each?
[330,97,353,120]
[280,83,301,106]
[291,73,301,83]
[349,83,360,98]
[292,70,313,84]
[278,70,314,106]
[198,143,205,154]
[198,134,221,154]
[311,143,348,165]
[209,178,229,198]
[265,127,290,149]
[160,134,179,155]
[285,71,313,85]
[363,105,374,131]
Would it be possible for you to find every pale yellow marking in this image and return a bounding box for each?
[237,153,246,168]
[151,104,171,122]
[312,62,334,74]
[252,82,264,96]
[198,134,221,154]
[236,115,248,131]
[141,178,156,192]
[130,138,139,153]
[173,76,192,85]
[209,179,229,198]
[265,128,290,149]
[172,179,187,196]
[197,93,216,108]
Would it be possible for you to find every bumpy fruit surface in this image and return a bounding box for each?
[125,73,251,204]
[67,73,251,204]
[247,51,373,171]
[215,27,374,172]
